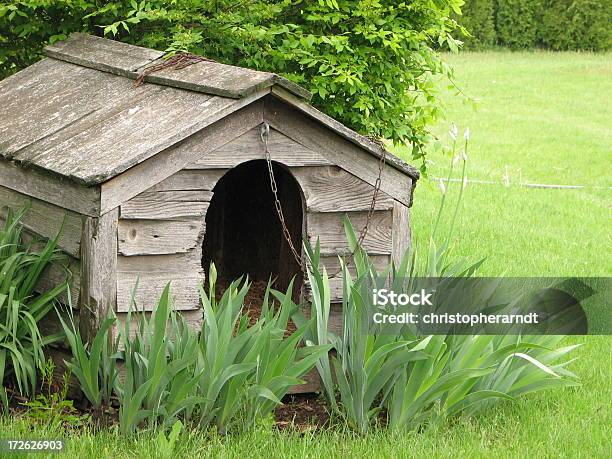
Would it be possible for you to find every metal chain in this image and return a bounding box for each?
[261,123,307,275]
[134,52,215,87]
[260,122,386,280]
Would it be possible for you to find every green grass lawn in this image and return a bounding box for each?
[2,51,611,458]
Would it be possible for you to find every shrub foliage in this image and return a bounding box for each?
[457,0,497,49]
[459,0,611,50]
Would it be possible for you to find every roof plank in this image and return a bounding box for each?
[144,60,275,99]
[28,89,240,184]
[0,60,115,157]
[44,33,312,100]
[44,33,163,77]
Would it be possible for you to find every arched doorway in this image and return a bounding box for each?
[202,160,304,300]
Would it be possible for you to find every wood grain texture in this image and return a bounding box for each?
[150,170,227,192]
[120,199,209,220]
[0,59,122,157]
[44,33,163,77]
[117,251,203,274]
[117,219,204,256]
[292,166,394,213]
[44,34,310,100]
[29,89,231,184]
[265,94,415,207]
[392,200,411,267]
[79,209,118,341]
[307,211,393,256]
[0,161,100,216]
[185,127,331,169]
[132,190,213,202]
[3,48,267,187]
[99,100,264,213]
[0,185,84,257]
[144,59,274,99]
[116,271,203,312]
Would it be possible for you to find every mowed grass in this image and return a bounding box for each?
[2,52,611,458]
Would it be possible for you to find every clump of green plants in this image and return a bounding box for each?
[57,301,119,416]
[21,358,88,429]
[298,219,579,434]
[59,265,330,435]
[0,207,67,412]
[296,130,580,433]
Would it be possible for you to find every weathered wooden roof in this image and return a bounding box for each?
[0,33,419,186]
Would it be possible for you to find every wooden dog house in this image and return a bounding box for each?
[0,33,419,339]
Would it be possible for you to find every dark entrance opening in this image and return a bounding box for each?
[202,160,304,300]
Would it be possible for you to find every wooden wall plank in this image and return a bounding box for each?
[307,211,393,256]
[133,190,213,202]
[120,200,209,220]
[116,271,203,312]
[99,98,264,213]
[79,209,118,340]
[117,251,202,273]
[185,127,331,169]
[292,166,394,213]
[151,170,226,192]
[117,219,204,256]
[265,96,414,207]
[0,185,84,257]
[392,200,411,267]
[0,161,100,216]
[287,368,321,394]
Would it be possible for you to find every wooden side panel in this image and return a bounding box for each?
[116,272,202,312]
[392,200,411,267]
[116,179,211,312]
[307,210,393,256]
[150,170,227,193]
[116,252,204,312]
[0,185,84,257]
[99,99,263,213]
[292,166,394,213]
[120,200,209,220]
[0,185,83,304]
[117,219,203,256]
[35,257,81,305]
[0,161,101,216]
[79,209,118,340]
[265,96,414,207]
